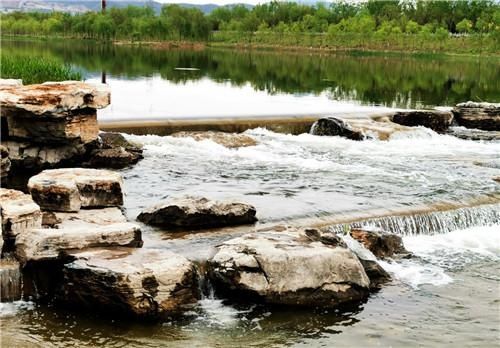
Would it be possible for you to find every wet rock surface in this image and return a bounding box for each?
[447,127,500,141]
[171,131,257,148]
[88,132,144,169]
[0,258,22,302]
[138,196,258,229]
[209,229,370,307]
[61,248,198,319]
[28,168,124,212]
[452,102,500,131]
[0,145,11,179]
[349,228,409,259]
[310,117,366,140]
[391,110,454,132]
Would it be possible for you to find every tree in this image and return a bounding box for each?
[456,19,473,34]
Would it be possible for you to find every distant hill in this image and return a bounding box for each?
[0,0,253,14]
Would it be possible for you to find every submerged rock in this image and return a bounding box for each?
[391,110,453,132]
[310,117,365,140]
[171,131,257,148]
[452,102,500,131]
[61,248,198,319]
[349,228,409,259]
[209,230,370,307]
[447,127,500,141]
[0,188,42,241]
[14,222,142,263]
[138,196,258,229]
[28,168,124,212]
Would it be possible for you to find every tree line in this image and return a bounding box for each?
[1,0,499,49]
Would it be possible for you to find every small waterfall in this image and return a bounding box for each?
[327,203,500,236]
[195,261,215,300]
[0,258,22,302]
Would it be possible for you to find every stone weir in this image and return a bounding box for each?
[0,80,143,187]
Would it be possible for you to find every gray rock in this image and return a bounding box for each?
[0,188,42,240]
[209,229,370,307]
[138,196,257,229]
[61,248,198,318]
[310,117,365,140]
[28,168,124,212]
[453,101,500,131]
[349,228,409,259]
[0,145,10,179]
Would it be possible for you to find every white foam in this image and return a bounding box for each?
[0,301,34,318]
[379,260,453,289]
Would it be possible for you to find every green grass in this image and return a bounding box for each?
[0,55,82,84]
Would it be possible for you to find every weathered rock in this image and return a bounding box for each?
[14,222,142,263]
[310,117,365,140]
[209,230,370,307]
[61,248,198,318]
[28,168,124,212]
[340,233,390,290]
[171,131,257,148]
[3,108,99,144]
[138,196,258,229]
[4,140,89,171]
[494,176,500,183]
[0,188,42,240]
[0,258,22,302]
[42,207,126,227]
[391,110,454,132]
[89,147,142,169]
[0,81,110,115]
[452,102,500,131]
[349,228,409,259]
[99,132,143,154]
[0,145,10,178]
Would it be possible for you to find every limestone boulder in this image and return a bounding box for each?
[349,228,409,259]
[42,207,126,227]
[61,248,198,318]
[209,230,370,307]
[89,147,142,169]
[0,188,41,240]
[391,110,453,132]
[452,102,500,131]
[0,81,110,115]
[138,196,257,229]
[28,168,124,212]
[171,131,257,148]
[99,132,143,154]
[447,127,500,141]
[14,222,142,263]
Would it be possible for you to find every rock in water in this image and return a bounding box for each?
[0,258,22,302]
[209,230,370,307]
[0,188,42,242]
[28,168,124,212]
[349,228,409,259]
[88,132,143,169]
[171,131,257,148]
[452,102,500,131]
[391,110,454,132]
[61,248,198,319]
[310,117,365,140]
[137,196,258,229]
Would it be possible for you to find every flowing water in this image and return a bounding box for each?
[1,39,500,347]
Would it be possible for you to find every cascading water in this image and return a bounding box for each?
[327,203,500,236]
[0,258,22,302]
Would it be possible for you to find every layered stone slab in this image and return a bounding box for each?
[61,248,198,318]
[453,102,500,131]
[391,110,454,132]
[0,188,41,239]
[14,222,142,263]
[28,168,124,212]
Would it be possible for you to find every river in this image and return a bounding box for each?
[0,39,499,347]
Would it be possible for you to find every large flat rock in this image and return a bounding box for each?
[42,207,127,227]
[453,102,500,131]
[0,81,110,116]
[391,110,454,132]
[137,196,258,229]
[0,188,41,239]
[28,168,124,212]
[209,229,370,307]
[14,222,142,263]
[61,248,198,318]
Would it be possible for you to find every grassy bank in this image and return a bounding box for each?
[0,54,82,84]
